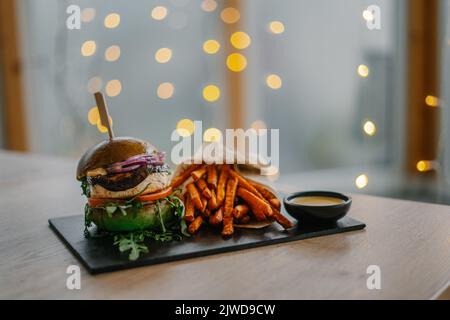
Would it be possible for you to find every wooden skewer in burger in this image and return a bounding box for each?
[77,93,186,260]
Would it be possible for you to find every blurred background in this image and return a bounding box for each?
[0,0,449,204]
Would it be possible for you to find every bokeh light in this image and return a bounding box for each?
[105,45,121,62]
[425,95,439,107]
[81,40,96,57]
[87,107,99,125]
[155,48,172,63]
[230,31,251,49]
[203,85,221,102]
[220,7,240,24]
[157,82,175,99]
[226,53,247,72]
[266,74,282,89]
[87,76,102,93]
[201,0,217,12]
[269,21,285,34]
[81,8,95,23]
[151,6,168,20]
[204,128,222,142]
[97,116,113,133]
[203,40,220,54]
[105,79,122,97]
[176,119,195,137]
[104,13,121,29]
[362,10,374,21]
[416,160,433,172]
[363,120,377,136]
[355,174,368,189]
[357,64,370,77]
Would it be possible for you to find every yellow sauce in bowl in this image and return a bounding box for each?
[291,196,345,206]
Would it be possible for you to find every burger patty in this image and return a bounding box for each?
[90,171,170,199]
[89,167,149,191]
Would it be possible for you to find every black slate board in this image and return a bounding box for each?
[49,211,366,274]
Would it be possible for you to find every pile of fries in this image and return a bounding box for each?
[171,164,293,236]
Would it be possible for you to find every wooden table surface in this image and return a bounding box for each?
[0,151,449,299]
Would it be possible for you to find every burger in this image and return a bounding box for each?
[77,137,187,260]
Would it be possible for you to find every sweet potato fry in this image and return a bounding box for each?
[228,169,264,199]
[222,216,234,236]
[208,189,219,210]
[233,204,249,220]
[236,187,272,221]
[202,208,211,218]
[202,188,213,199]
[216,165,229,206]
[171,164,202,188]
[186,183,203,210]
[196,178,207,190]
[228,172,276,217]
[188,215,203,234]
[191,166,207,182]
[271,208,294,229]
[221,177,238,236]
[207,165,218,189]
[269,198,281,210]
[195,178,212,199]
[184,194,195,222]
[200,196,208,213]
[209,207,223,225]
[224,178,238,216]
[250,181,277,200]
[250,181,281,210]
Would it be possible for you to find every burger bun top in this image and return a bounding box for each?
[76,137,155,180]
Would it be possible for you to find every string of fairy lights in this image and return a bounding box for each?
[420,90,440,172]
[79,1,285,142]
[353,9,377,189]
[81,3,439,187]
[82,10,121,133]
[355,7,440,189]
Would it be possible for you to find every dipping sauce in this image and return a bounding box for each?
[291,196,345,206]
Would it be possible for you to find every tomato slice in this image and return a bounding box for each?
[135,187,173,202]
[87,197,124,208]
[87,187,173,207]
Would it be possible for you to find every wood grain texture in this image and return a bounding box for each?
[0,151,449,299]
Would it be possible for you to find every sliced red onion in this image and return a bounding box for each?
[107,163,145,174]
[106,152,166,174]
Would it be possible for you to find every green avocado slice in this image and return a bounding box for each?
[91,202,174,232]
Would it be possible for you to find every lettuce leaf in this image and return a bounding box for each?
[108,195,188,260]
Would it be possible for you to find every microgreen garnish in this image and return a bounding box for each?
[85,195,187,261]
[80,178,90,198]
[114,232,149,261]
[84,203,93,238]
